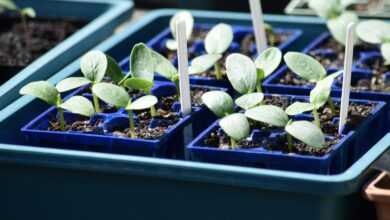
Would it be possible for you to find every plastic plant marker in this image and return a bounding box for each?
[338,22,355,135]
[249,0,267,53]
[201,91,234,118]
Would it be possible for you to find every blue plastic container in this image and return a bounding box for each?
[0,9,388,220]
[0,0,134,110]
[187,94,387,174]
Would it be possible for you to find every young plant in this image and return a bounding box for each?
[284,52,342,120]
[0,0,36,34]
[56,50,123,113]
[356,19,390,65]
[166,10,194,51]
[308,0,359,45]
[92,82,158,138]
[245,105,325,151]
[19,81,95,131]
[189,23,234,80]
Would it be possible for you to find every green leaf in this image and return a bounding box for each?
[92,82,129,108]
[308,0,342,19]
[245,105,289,127]
[205,23,233,55]
[169,10,194,41]
[225,53,257,94]
[166,39,178,51]
[0,0,17,10]
[286,102,314,115]
[60,96,95,117]
[126,95,158,111]
[19,81,59,106]
[285,121,325,148]
[235,93,264,110]
[219,113,250,141]
[381,43,390,65]
[201,91,234,118]
[20,7,36,18]
[80,50,108,83]
[284,52,326,82]
[106,55,124,84]
[310,71,340,109]
[327,12,359,45]
[56,77,91,93]
[356,20,390,44]
[254,47,282,78]
[189,54,222,74]
[130,43,155,82]
[124,78,154,93]
[151,47,178,81]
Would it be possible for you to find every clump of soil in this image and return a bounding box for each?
[263,95,292,109]
[354,57,390,92]
[240,31,293,56]
[49,117,103,133]
[0,16,85,68]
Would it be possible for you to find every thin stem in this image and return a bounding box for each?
[20,14,30,48]
[56,95,65,131]
[230,138,237,149]
[256,80,263,93]
[127,110,136,138]
[92,84,101,113]
[312,109,321,128]
[287,133,293,152]
[327,97,337,116]
[214,63,222,80]
[174,79,180,99]
[150,105,158,117]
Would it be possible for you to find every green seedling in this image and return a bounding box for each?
[0,0,36,34]
[166,10,194,50]
[284,52,342,123]
[356,19,390,65]
[92,82,158,138]
[308,0,359,45]
[189,23,234,80]
[19,81,95,131]
[56,50,123,113]
[225,49,281,94]
[245,105,325,152]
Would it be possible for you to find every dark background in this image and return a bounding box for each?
[134,0,291,14]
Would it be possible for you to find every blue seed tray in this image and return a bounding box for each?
[119,24,302,90]
[0,0,134,111]
[0,9,388,220]
[187,93,387,174]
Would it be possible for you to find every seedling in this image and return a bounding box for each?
[284,52,342,124]
[19,81,95,131]
[92,82,158,138]
[0,0,36,34]
[245,105,325,151]
[356,19,390,65]
[189,23,234,80]
[56,50,123,113]
[225,49,281,94]
[166,10,194,50]
[308,0,359,45]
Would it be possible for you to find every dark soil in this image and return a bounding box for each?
[49,117,103,133]
[354,57,390,92]
[159,86,211,109]
[263,95,292,109]
[0,16,85,68]
[240,31,293,56]
[277,71,315,86]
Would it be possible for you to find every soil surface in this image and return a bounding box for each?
[277,71,316,86]
[0,16,85,68]
[354,57,390,92]
[240,31,292,56]
[49,117,103,133]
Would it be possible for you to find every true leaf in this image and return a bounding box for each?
[381,42,390,65]
[80,50,108,83]
[235,93,264,110]
[130,43,155,82]
[285,121,325,148]
[254,47,282,78]
[124,78,154,93]
[189,54,222,74]
[92,82,129,108]
[205,23,233,55]
[219,113,250,141]
[284,52,326,82]
[60,96,95,117]
[225,53,257,94]
[106,55,124,84]
[56,77,91,93]
[19,81,59,106]
[201,91,234,118]
[245,105,289,127]
[327,12,359,45]
[126,95,158,111]
[356,20,390,44]
[169,11,194,40]
[286,102,314,115]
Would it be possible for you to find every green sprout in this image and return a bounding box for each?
[189,23,234,80]
[284,52,342,124]
[245,105,325,152]
[19,81,95,131]
[0,0,36,34]
[166,10,194,51]
[92,82,158,138]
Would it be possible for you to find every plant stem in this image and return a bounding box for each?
[214,63,222,80]
[20,14,30,48]
[312,109,321,128]
[256,80,263,93]
[92,84,101,113]
[150,105,158,117]
[56,95,65,131]
[127,110,136,138]
[327,97,337,116]
[230,138,237,149]
[287,134,293,152]
[174,79,180,99]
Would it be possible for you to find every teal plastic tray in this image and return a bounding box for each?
[0,9,389,220]
[0,0,133,110]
